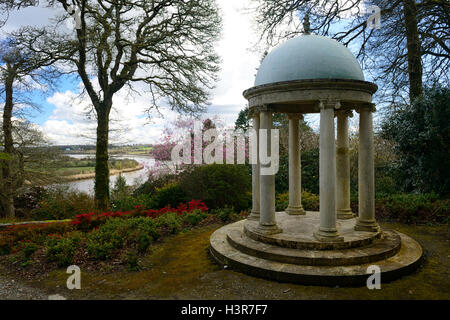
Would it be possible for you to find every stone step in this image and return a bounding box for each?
[244,212,382,250]
[227,225,401,266]
[210,220,423,286]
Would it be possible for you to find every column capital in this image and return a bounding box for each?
[318,99,341,110]
[335,109,354,118]
[248,108,259,119]
[355,103,376,113]
[287,113,304,120]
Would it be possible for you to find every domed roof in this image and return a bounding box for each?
[254,35,365,86]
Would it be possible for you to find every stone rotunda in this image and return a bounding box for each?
[210,34,423,286]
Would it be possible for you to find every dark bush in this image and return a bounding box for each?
[275,191,320,212]
[178,164,251,211]
[151,183,188,209]
[375,193,449,224]
[14,186,47,218]
[275,149,319,195]
[380,86,450,196]
[133,172,178,197]
[32,186,95,220]
[210,207,238,222]
[350,193,449,224]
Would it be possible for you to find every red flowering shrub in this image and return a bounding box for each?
[70,200,208,231]
[0,222,73,255]
[0,199,212,268]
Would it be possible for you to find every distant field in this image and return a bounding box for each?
[36,157,140,178]
[55,166,96,176]
[66,145,153,155]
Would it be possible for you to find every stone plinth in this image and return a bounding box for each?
[210,212,423,286]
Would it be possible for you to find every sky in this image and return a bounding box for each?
[1,0,265,145]
[1,0,372,146]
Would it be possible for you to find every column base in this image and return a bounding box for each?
[247,211,260,221]
[313,228,344,242]
[354,219,380,232]
[285,205,306,215]
[256,224,283,235]
[337,209,355,220]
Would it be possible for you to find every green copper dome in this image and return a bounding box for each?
[254,35,365,86]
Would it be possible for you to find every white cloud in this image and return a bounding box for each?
[40,83,183,145]
[5,0,263,145]
[35,0,261,145]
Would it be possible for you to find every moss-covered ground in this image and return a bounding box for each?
[2,222,449,299]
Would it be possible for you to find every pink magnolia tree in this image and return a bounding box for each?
[149,115,250,177]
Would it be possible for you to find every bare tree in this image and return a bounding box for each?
[14,0,222,210]
[0,38,59,217]
[249,0,449,103]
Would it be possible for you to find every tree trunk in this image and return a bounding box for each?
[403,0,423,101]
[94,102,111,211]
[1,72,15,218]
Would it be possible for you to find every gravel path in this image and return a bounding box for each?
[0,274,60,300]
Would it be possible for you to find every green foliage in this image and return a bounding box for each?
[86,219,127,260]
[0,222,73,256]
[301,148,320,194]
[275,154,289,194]
[183,209,209,225]
[151,183,188,209]
[275,191,320,212]
[21,242,38,262]
[275,148,319,195]
[301,191,320,211]
[13,186,47,218]
[156,212,182,234]
[275,193,289,211]
[210,207,238,222]
[46,232,82,267]
[110,174,134,211]
[375,174,398,197]
[87,217,161,260]
[32,186,95,220]
[112,174,128,196]
[234,106,250,132]
[133,172,178,197]
[374,193,449,224]
[179,164,251,211]
[381,86,450,196]
[121,249,140,271]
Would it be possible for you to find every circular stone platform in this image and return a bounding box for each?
[210,212,423,286]
[245,211,381,250]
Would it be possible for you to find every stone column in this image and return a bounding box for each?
[355,104,380,232]
[314,101,343,242]
[258,109,282,235]
[286,113,305,215]
[248,111,260,221]
[336,110,355,219]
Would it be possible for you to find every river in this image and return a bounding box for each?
[59,154,156,194]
